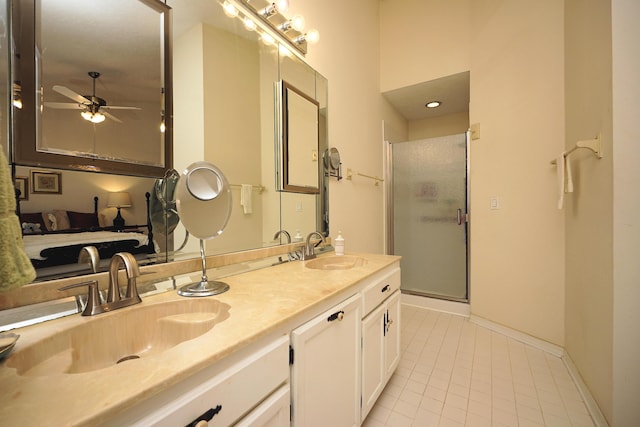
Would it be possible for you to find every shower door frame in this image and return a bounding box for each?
[383,131,471,303]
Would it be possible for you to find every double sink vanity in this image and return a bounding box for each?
[0,251,401,426]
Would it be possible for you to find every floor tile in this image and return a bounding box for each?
[369,304,596,427]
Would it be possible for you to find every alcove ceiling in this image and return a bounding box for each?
[382,71,470,121]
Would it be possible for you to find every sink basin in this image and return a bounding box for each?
[305,255,367,270]
[6,299,230,377]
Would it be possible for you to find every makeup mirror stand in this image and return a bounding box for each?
[177,239,229,297]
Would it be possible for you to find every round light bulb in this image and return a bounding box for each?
[222,1,239,17]
[243,17,257,31]
[91,113,106,123]
[275,0,289,13]
[261,33,276,46]
[425,101,441,108]
[278,44,291,57]
[290,15,305,32]
[305,29,320,44]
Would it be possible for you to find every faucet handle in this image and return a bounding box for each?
[59,281,104,316]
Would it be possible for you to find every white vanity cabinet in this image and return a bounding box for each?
[104,335,290,427]
[361,268,401,421]
[290,293,361,427]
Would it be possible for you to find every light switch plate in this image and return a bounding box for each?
[490,196,500,210]
[470,123,480,140]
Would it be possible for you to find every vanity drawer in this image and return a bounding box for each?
[109,335,289,427]
[362,267,401,317]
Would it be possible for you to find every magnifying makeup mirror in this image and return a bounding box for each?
[175,161,232,297]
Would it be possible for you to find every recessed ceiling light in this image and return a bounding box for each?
[425,101,441,108]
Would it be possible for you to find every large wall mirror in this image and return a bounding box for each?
[11,0,172,176]
[2,0,328,313]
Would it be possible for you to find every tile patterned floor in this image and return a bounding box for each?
[362,304,595,427]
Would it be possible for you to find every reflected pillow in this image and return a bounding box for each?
[19,212,47,230]
[48,210,70,231]
[67,211,99,229]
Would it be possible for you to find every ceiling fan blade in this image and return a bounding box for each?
[102,110,123,123]
[52,85,90,105]
[44,102,84,110]
[102,105,142,111]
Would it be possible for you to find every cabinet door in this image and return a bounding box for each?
[384,291,401,380]
[291,294,361,427]
[361,302,386,421]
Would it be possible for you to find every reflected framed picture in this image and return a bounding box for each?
[15,176,28,200]
[31,170,62,194]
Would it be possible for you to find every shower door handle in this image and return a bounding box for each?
[457,208,466,225]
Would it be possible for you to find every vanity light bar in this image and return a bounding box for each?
[223,0,318,56]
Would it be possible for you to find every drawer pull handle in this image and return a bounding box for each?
[186,405,222,427]
[381,284,390,293]
[327,310,345,322]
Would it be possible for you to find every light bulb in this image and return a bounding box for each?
[275,0,289,13]
[81,110,106,123]
[243,17,257,31]
[91,113,106,123]
[305,29,320,44]
[242,18,257,31]
[160,121,166,133]
[278,44,291,57]
[261,33,276,46]
[222,1,238,17]
[290,15,305,32]
[13,98,23,109]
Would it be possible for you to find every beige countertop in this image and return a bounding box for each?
[0,252,400,426]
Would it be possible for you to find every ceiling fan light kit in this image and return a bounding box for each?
[48,71,141,124]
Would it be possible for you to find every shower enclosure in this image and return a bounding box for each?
[387,133,469,302]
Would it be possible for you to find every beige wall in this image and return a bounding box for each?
[202,24,264,254]
[293,0,386,253]
[469,1,566,346]
[379,0,471,93]
[564,0,614,421]
[408,111,469,141]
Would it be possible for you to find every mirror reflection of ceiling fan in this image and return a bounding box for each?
[45,71,141,124]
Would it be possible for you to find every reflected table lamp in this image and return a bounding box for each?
[107,192,132,230]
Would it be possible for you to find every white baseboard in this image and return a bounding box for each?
[562,352,610,427]
[401,293,470,317]
[468,314,564,357]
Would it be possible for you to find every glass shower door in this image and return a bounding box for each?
[392,133,468,301]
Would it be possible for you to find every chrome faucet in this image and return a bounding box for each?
[302,232,325,260]
[274,229,302,262]
[273,229,291,244]
[60,252,142,316]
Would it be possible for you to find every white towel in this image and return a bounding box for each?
[556,154,565,210]
[240,184,253,214]
[565,156,574,193]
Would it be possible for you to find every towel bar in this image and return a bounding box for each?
[550,133,602,165]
